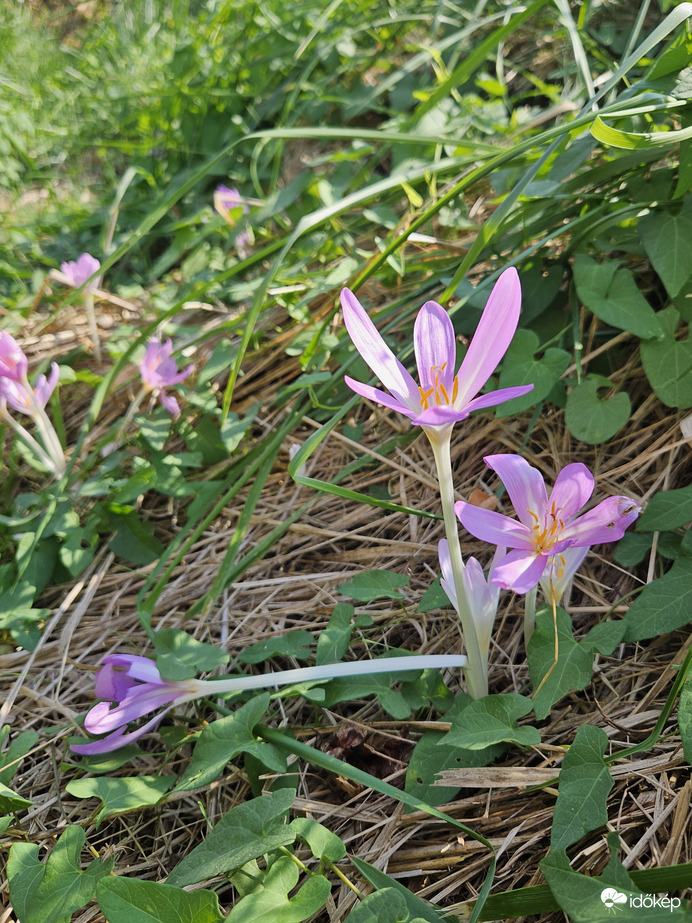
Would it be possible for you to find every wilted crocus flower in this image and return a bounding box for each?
[60,253,101,292]
[139,338,193,417]
[341,267,533,440]
[214,185,250,225]
[71,651,468,754]
[454,454,641,594]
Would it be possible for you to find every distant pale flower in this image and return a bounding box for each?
[454,454,641,594]
[139,338,193,417]
[341,267,533,438]
[60,253,101,292]
[214,185,250,224]
[71,652,468,754]
[439,539,505,661]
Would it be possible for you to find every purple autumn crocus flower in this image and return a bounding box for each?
[71,651,469,754]
[139,337,193,417]
[214,185,250,225]
[341,267,533,437]
[60,253,101,292]
[0,331,28,382]
[0,363,59,415]
[454,454,641,594]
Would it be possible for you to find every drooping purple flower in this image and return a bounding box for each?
[60,253,101,292]
[341,267,533,434]
[454,454,641,594]
[71,652,469,754]
[214,185,250,224]
[139,338,193,417]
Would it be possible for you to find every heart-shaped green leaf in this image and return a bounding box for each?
[564,376,630,444]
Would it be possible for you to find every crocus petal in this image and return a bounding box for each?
[341,289,420,408]
[453,267,522,408]
[61,253,101,291]
[34,363,60,407]
[409,403,472,426]
[0,378,32,414]
[0,331,28,381]
[455,499,535,549]
[413,301,456,396]
[72,710,169,755]
[106,654,167,684]
[344,376,417,418]
[461,384,534,414]
[491,549,548,594]
[561,496,641,546]
[483,454,548,529]
[94,662,136,701]
[539,546,589,603]
[159,390,181,417]
[549,463,594,519]
[438,539,457,610]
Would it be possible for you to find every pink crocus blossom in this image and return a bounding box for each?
[214,185,250,224]
[71,651,468,754]
[454,454,641,594]
[0,331,28,382]
[139,338,193,417]
[60,253,101,292]
[341,267,533,433]
[438,539,505,661]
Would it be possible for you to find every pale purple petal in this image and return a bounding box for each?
[539,546,589,602]
[341,289,420,409]
[461,384,535,413]
[549,463,594,519]
[61,253,101,291]
[437,539,457,610]
[491,549,548,594]
[484,454,548,528]
[0,331,28,381]
[159,390,181,417]
[455,499,535,548]
[409,403,472,426]
[107,654,167,684]
[84,684,183,734]
[0,378,32,414]
[34,363,60,407]
[561,496,641,546]
[343,376,416,418]
[71,710,169,755]
[454,267,522,408]
[413,301,456,397]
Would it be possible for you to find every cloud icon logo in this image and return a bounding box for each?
[601,888,628,909]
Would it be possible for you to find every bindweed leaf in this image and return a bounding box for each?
[641,308,692,409]
[350,858,448,923]
[167,789,297,887]
[679,666,692,765]
[496,329,570,416]
[65,775,173,828]
[573,255,663,339]
[338,569,409,601]
[135,410,171,452]
[564,377,631,444]
[551,725,613,851]
[622,554,692,641]
[614,532,653,567]
[7,824,114,923]
[638,197,692,299]
[638,485,692,532]
[154,628,229,680]
[175,693,283,792]
[290,817,346,862]
[316,603,355,665]
[239,630,314,665]
[107,511,164,565]
[0,727,39,787]
[442,694,540,750]
[97,877,223,923]
[528,606,594,719]
[227,854,331,923]
[0,781,32,813]
[417,577,451,613]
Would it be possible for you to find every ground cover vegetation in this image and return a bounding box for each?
[1,0,692,919]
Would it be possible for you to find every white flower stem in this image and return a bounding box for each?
[191,655,467,698]
[85,292,102,361]
[0,405,60,476]
[427,431,488,699]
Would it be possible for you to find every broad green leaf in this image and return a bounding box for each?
[551,726,613,851]
[227,855,331,923]
[290,817,346,862]
[679,668,692,764]
[320,666,432,720]
[638,485,692,532]
[70,746,143,774]
[7,825,114,923]
[97,877,223,923]
[167,789,297,887]
[344,888,421,923]
[65,775,173,827]
[0,781,32,813]
[638,198,692,298]
[0,728,39,786]
[175,694,283,792]
[239,630,314,665]
[582,620,626,658]
[528,606,594,720]
[350,858,447,923]
[573,255,663,339]
[614,532,653,567]
[316,603,354,665]
[496,329,570,416]
[338,569,409,601]
[416,577,451,613]
[154,628,229,680]
[622,555,692,641]
[442,694,540,750]
[135,411,171,452]
[641,307,692,408]
[564,377,631,444]
[107,511,164,565]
